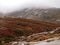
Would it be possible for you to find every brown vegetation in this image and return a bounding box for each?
[0,18,60,36]
[0,17,60,43]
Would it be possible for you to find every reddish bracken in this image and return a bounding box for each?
[0,18,60,37]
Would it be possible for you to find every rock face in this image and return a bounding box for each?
[9,37,60,45]
[55,27,60,33]
[35,37,60,45]
[6,8,60,23]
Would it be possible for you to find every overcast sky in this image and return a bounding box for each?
[0,0,60,13]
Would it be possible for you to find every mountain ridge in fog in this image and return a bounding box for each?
[5,7,60,23]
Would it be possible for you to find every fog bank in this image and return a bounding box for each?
[0,0,60,13]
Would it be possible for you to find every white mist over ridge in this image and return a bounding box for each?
[0,0,60,13]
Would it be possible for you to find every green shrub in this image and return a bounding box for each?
[13,29,24,36]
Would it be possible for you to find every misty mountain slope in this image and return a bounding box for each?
[6,8,60,23]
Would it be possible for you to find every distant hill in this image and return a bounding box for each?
[0,13,4,17]
[5,8,60,23]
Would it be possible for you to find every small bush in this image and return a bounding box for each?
[13,29,24,36]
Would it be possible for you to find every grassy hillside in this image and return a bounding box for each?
[0,17,60,43]
[0,18,60,36]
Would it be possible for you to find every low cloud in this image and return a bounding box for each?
[0,0,60,13]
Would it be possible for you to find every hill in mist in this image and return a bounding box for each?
[0,7,60,44]
[5,8,60,23]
